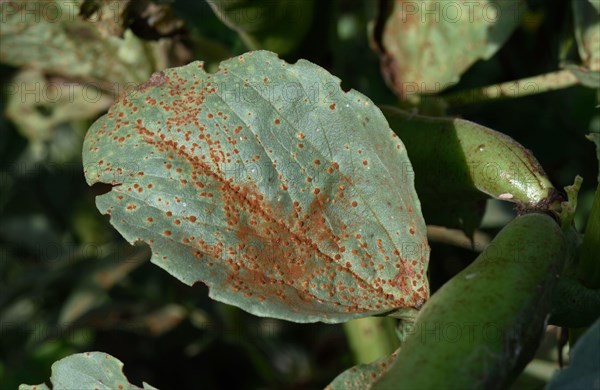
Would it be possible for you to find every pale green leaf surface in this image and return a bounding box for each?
[83,50,429,323]
[19,352,155,390]
[378,0,524,95]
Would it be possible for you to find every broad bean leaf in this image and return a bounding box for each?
[19,352,158,390]
[83,51,429,323]
[375,0,524,96]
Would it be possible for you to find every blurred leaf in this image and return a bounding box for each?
[573,0,600,72]
[0,1,161,87]
[381,106,558,237]
[5,70,112,161]
[207,0,315,55]
[139,303,186,336]
[590,0,600,14]
[83,50,429,323]
[0,0,184,169]
[546,317,600,390]
[19,351,158,390]
[375,0,524,96]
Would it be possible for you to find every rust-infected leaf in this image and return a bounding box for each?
[83,51,429,323]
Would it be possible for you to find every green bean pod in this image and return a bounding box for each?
[372,213,567,390]
[381,107,559,207]
[380,107,562,235]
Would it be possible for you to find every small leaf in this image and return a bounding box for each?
[19,352,156,390]
[375,0,524,96]
[83,50,429,323]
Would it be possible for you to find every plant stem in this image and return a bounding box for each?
[343,317,400,364]
[442,69,579,107]
[570,184,600,346]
